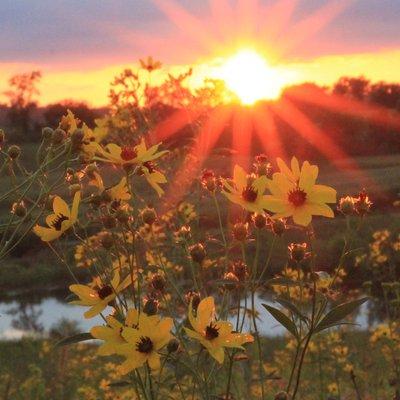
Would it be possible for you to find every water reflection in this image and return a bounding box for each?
[0,295,372,339]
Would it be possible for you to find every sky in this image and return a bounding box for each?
[1,0,399,106]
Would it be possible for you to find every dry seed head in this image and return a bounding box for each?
[189,243,206,264]
[288,242,308,262]
[141,207,157,225]
[233,222,248,242]
[52,128,66,145]
[338,196,355,215]
[12,201,27,218]
[42,127,53,140]
[7,145,21,160]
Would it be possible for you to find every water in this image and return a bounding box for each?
[0,296,372,339]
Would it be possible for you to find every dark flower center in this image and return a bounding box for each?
[205,323,220,340]
[288,188,307,207]
[136,336,154,353]
[51,214,69,231]
[143,161,155,174]
[120,147,137,161]
[97,285,113,300]
[241,185,258,202]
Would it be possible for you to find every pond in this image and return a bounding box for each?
[0,295,372,339]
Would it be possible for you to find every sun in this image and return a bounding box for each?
[217,49,287,105]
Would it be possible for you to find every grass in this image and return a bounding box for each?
[0,331,396,400]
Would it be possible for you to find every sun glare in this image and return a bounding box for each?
[218,49,287,105]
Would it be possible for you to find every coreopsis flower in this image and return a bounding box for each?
[90,309,158,355]
[94,138,168,168]
[118,314,173,373]
[184,297,253,363]
[354,189,372,215]
[33,191,80,242]
[222,165,269,213]
[264,157,336,226]
[69,271,132,318]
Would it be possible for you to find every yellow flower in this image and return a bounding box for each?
[222,165,270,213]
[33,191,80,242]
[107,177,131,202]
[117,313,173,373]
[69,271,132,318]
[94,138,168,167]
[184,297,253,364]
[80,120,108,160]
[90,309,158,355]
[264,157,336,226]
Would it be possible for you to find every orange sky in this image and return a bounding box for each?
[1,48,399,107]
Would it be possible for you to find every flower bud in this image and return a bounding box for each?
[52,128,66,145]
[288,243,308,262]
[100,232,114,249]
[230,260,248,282]
[141,207,157,225]
[71,128,84,146]
[271,219,286,236]
[253,213,267,229]
[189,243,206,264]
[167,338,180,353]
[151,273,166,292]
[102,215,116,229]
[274,391,288,400]
[185,291,201,311]
[42,127,54,140]
[233,222,248,241]
[354,189,372,216]
[338,196,355,215]
[223,272,239,290]
[254,154,272,177]
[7,145,21,160]
[143,298,159,316]
[12,201,27,218]
[201,169,217,192]
[115,209,130,224]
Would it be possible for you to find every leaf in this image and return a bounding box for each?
[55,332,93,347]
[275,298,308,323]
[262,304,298,338]
[314,298,368,334]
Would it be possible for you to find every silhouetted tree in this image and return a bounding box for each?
[3,70,42,133]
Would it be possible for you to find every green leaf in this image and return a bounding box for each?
[314,298,368,334]
[262,304,298,338]
[55,332,93,347]
[275,298,308,323]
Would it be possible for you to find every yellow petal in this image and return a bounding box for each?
[53,196,70,218]
[262,196,290,213]
[33,225,62,242]
[84,302,107,319]
[147,352,161,370]
[196,297,215,333]
[70,191,81,224]
[292,208,312,226]
[308,185,337,204]
[233,165,247,192]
